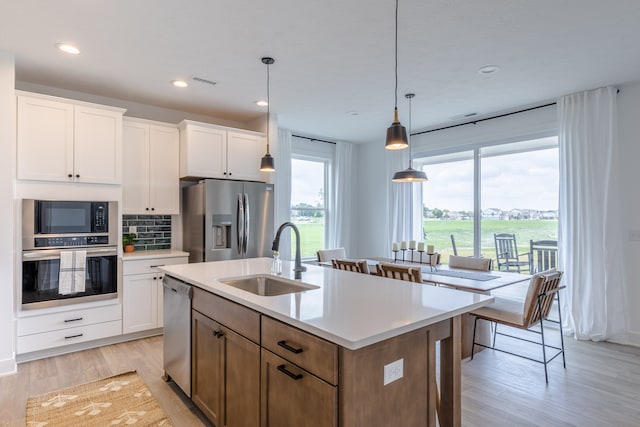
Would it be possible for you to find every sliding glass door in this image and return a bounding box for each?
[420,151,474,263]
[480,139,559,269]
[418,136,559,268]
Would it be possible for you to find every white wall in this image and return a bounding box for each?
[352,142,388,259]
[0,51,16,375]
[617,81,640,346]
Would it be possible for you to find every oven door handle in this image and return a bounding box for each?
[22,247,118,261]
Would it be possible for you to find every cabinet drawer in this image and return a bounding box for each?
[123,256,188,275]
[192,287,260,344]
[17,320,122,354]
[261,349,337,427]
[262,317,338,385]
[17,304,122,336]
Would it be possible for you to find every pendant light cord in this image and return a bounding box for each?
[394,0,399,109]
[407,94,412,167]
[266,61,271,154]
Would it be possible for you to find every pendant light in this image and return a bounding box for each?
[385,0,408,150]
[260,57,275,172]
[392,93,428,182]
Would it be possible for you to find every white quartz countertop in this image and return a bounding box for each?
[123,249,189,261]
[159,257,494,350]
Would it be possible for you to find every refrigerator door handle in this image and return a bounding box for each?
[236,193,244,255]
[243,193,250,254]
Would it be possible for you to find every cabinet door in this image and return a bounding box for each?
[17,96,74,182]
[122,121,150,214]
[74,105,122,184]
[192,310,224,425]
[224,325,260,427]
[122,273,158,333]
[181,125,226,178]
[149,125,180,214]
[227,131,264,181]
[261,350,337,427]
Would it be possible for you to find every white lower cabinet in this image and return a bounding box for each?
[16,303,122,354]
[123,273,160,333]
[122,254,188,334]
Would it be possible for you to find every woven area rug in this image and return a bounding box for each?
[26,370,172,426]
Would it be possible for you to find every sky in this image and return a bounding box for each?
[291,159,325,206]
[423,148,559,212]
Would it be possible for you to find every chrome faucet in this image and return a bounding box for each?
[272,222,307,280]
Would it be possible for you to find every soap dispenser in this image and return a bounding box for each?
[271,251,282,275]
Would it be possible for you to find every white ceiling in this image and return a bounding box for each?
[2,0,640,143]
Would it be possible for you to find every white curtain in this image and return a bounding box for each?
[329,141,353,253]
[386,150,413,258]
[275,128,292,259]
[558,86,627,341]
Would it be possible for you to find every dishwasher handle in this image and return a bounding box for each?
[163,276,192,299]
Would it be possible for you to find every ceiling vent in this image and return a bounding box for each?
[191,76,217,86]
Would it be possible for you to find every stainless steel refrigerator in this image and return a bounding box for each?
[182,179,274,263]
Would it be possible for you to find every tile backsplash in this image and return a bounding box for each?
[122,215,172,251]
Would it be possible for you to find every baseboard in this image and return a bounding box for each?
[625,331,640,347]
[0,355,17,377]
[16,328,163,363]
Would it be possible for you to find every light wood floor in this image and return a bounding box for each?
[1,333,640,426]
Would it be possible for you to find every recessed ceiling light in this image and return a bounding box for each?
[56,43,80,55]
[256,100,268,107]
[171,80,188,88]
[478,65,501,75]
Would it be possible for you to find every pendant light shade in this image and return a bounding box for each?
[392,93,428,183]
[260,56,275,172]
[385,0,408,150]
[260,153,275,171]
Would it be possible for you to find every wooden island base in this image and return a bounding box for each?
[340,316,461,427]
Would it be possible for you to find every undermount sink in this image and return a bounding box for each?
[218,274,319,296]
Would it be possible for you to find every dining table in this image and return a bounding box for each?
[354,257,532,358]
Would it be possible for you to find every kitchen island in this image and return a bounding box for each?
[160,257,493,427]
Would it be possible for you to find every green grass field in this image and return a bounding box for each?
[293,219,558,262]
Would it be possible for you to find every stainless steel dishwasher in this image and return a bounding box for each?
[162,275,192,397]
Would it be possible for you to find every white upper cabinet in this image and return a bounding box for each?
[123,118,179,215]
[179,120,265,182]
[17,92,125,184]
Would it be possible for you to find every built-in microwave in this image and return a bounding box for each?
[21,199,119,309]
[22,199,117,250]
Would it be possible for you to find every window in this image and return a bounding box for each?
[417,136,559,266]
[290,158,328,258]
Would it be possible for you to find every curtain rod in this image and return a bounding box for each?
[412,102,557,136]
[414,87,621,136]
[292,134,336,145]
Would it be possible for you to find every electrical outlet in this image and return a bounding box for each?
[383,358,403,385]
[129,226,137,234]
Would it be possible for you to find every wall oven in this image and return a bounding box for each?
[21,199,119,309]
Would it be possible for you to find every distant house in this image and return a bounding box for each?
[482,208,503,219]
[540,210,558,219]
[448,211,465,220]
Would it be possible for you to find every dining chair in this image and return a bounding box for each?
[448,255,491,271]
[470,269,565,383]
[316,247,347,262]
[494,233,530,273]
[331,258,369,274]
[376,263,422,283]
[529,240,558,273]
